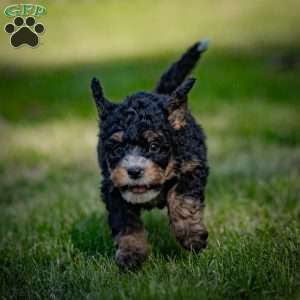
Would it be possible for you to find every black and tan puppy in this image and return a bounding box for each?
[91,40,209,270]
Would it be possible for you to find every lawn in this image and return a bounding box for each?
[0,1,300,299]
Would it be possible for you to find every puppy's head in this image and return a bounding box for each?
[91,78,195,204]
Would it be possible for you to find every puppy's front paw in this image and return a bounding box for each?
[180,229,208,252]
[115,248,147,271]
[115,231,149,271]
[168,193,208,252]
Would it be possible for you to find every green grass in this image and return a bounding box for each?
[1,1,300,299]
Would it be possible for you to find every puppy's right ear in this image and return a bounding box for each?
[165,78,196,129]
[91,77,116,115]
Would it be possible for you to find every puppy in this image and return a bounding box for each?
[91,40,209,270]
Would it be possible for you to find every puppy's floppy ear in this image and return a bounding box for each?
[166,77,196,129]
[91,77,116,115]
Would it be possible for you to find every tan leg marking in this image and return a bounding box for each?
[115,230,149,270]
[167,188,208,251]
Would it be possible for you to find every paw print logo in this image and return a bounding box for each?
[4,16,45,48]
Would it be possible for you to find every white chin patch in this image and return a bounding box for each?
[121,189,160,204]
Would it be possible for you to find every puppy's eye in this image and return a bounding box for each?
[112,145,123,157]
[149,142,160,153]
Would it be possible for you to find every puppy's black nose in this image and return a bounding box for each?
[127,167,144,179]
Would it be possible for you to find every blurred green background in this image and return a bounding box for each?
[1,1,300,299]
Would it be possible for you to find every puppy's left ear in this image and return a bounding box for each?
[91,77,117,116]
[166,77,196,129]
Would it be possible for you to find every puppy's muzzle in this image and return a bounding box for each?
[111,154,163,203]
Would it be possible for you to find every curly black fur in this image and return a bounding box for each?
[91,40,209,270]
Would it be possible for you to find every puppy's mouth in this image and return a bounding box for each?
[121,184,161,194]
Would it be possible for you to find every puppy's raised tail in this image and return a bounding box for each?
[154,39,209,95]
